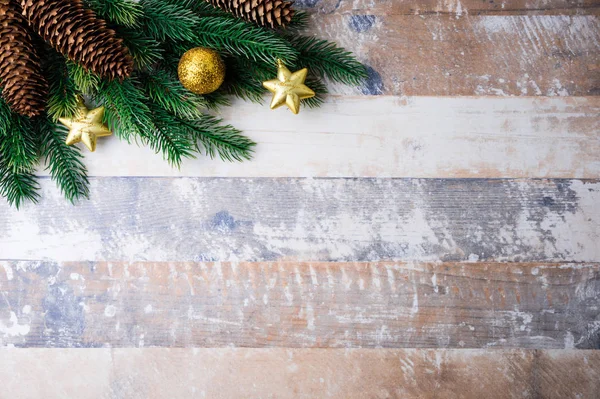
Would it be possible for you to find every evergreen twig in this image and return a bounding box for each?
[98,77,156,142]
[287,35,368,85]
[0,100,40,207]
[46,51,79,122]
[38,119,90,203]
[141,69,208,118]
[85,0,143,27]
[68,63,101,96]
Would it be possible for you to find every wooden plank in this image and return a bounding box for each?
[303,0,600,16]
[34,97,600,179]
[1,261,598,348]
[309,15,600,96]
[1,178,598,262]
[0,348,598,398]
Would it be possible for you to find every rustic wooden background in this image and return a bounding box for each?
[1,1,600,398]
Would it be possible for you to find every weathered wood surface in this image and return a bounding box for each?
[308,15,600,96]
[1,261,598,349]
[301,0,600,16]
[0,348,598,398]
[35,97,600,179]
[0,178,598,262]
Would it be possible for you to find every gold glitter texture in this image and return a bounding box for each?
[178,47,226,95]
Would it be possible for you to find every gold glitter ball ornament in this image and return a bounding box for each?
[178,47,226,95]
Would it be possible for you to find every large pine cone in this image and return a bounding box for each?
[0,0,48,117]
[20,0,133,80]
[207,0,294,29]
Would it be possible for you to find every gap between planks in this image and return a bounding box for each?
[0,348,598,399]
[1,261,598,349]
[35,97,600,178]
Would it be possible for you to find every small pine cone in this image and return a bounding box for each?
[20,0,133,81]
[207,0,294,29]
[0,0,48,117]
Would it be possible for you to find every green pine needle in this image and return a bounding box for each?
[141,69,208,119]
[0,100,40,208]
[0,160,39,208]
[68,63,101,96]
[302,76,328,108]
[287,35,368,86]
[147,103,197,167]
[98,77,156,142]
[222,58,266,103]
[179,114,256,162]
[193,16,298,64]
[140,0,200,42]
[46,53,79,122]
[286,10,310,31]
[38,119,90,203]
[85,0,143,27]
[118,27,163,69]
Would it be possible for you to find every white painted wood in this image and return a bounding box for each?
[0,349,598,399]
[37,97,600,179]
[1,178,598,262]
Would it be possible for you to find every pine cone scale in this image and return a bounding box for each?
[20,0,133,81]
[206,0,294,29]
[0,0,48,117]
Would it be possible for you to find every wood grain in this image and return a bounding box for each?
[303,0,600,16]
[1,261,598,348]
[35,97,600,179]
[0,348,598,398]
[1,178,598,262]
[309,15,600,96]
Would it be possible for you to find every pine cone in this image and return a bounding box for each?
[0,0,48,117]
[20,0,133,81]
[207,0,294,29]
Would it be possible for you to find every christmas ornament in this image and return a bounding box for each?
[178,47,226,95]
[0,0,366,208]
[263,59,315,114]
[0,0,48,117]
[20,0,133,80]
[59,98,112,152]
[206,0,294,29]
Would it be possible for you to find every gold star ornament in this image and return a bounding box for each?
[263,59,315,114]
[59,98,113,152]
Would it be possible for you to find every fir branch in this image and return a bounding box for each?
[68,63,101,96]
[85,0,143,27]
[117,27,163,69]
[286,10,310,31]
[0,112,38,173]
[202,92,231,110]
[45,52,79,122]
[287,35,367,86]
[222,57,266,103]
[0,100,40,207]
[141,69,208,119]
[147,103,197,167]
[38,119,90,203]
[140,0,200,42]
[193,16,298,64]
[302,76,327,108]
[162,0,223,16]
[0,155,39,208]
[178,114,256,162]
[98,77,156,142]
